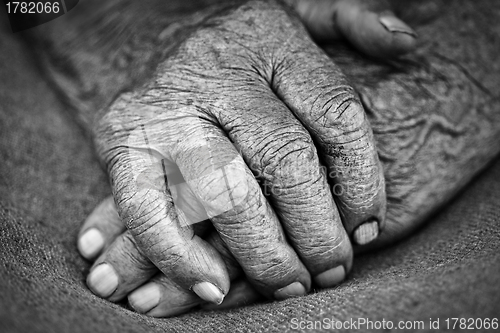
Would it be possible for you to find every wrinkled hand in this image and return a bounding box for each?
[77,0,418,316]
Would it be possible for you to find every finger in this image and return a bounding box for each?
[387,0,442,27]
[132,278,262,317]
[86,228,242,304]
[167,115,312,299]
[205,231,262,311]
[274,27,387,245]
[85,222,245,315]
[288,0,417,58]
[128,231,249,317]
[201,278,263,311]
[217,90,353,288]
[78,194,212,260]
[78,196,125,260]
[204,231,263,309]
[335,0,417,58]
[100,103,231,305]
[128,274,201,317]
[87,230,157,302]
[129,276,259,317]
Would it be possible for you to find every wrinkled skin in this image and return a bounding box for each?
[31,0,500,317]
[37,0,390,304]
[95,0,389,298]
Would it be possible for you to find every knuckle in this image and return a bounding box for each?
[323,95,365,130]
[261,132,316,181]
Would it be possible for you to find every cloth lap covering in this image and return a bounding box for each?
[1,1,499,332]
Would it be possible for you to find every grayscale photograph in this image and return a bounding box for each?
[1,0,499,332]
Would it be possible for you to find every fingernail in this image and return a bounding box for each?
[379,14,417,37]
[353,220,379,245]
[78,228,104,259]
[87,263,118,298]
[192,282,224,305]
[314,265,346,288]
[129,283,161,313]
[274,282,306,300]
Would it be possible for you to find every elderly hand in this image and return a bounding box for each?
[71,0,417,316]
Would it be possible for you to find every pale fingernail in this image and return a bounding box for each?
[314,265,345,288]
[129,283,161,313]
[274,282,306,300]
[379,14,417,37]
[353,220,379,245]
[192,282,224,305]
[78,228,104,259]
[87,263,118,298]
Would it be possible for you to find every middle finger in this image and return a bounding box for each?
[217,86,353,288]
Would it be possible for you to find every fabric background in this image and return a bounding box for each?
[1,2,499,333]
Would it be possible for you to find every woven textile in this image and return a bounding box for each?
[1,1,499,332]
